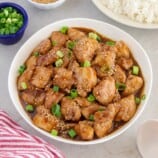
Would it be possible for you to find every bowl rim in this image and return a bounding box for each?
[27,0,66,6]
[8,18,153,145]
[0,2,28,38]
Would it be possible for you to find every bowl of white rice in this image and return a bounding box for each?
[92,0,158,29]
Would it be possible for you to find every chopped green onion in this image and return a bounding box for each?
[132,66,139,75]
[51,104,61,118]
[21,82,27,89]
[68,50,72,58]
[52,40,57,46]
[82,60,91,67]
[18,65,26,75]
[70,89,78,99]
[141,94,146,100]
[33,52,39,57]
[116,82,126,91]
[106,41,115,46]
[60,26,68,34]
[25,104,34,112]
[88,32,101,41]
[51,129,58,136]
[0,7,24,35]
[53,85,59,92]
[98,108,105,111]
[135,97,141,104]
[87,94,96,102]
[67,41,76,50]
[56,50,64,58]
[68,129,76,138]
[89,114,94,121]
[55,59,63,67]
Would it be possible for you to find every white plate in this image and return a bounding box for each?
[92,0,158,29]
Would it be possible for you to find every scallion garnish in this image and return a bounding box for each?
[115,82,126,91]
[51,103,61,118]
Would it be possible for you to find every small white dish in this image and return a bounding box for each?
[92,0,158,29]
[137,120,158,158]
[27,0,66,10]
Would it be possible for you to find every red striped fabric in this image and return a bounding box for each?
[0,110,65,158]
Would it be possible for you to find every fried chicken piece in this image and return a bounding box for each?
[74,37,99,63]
[74,67,97,97]
[53,68,74,92]
[75,121,94,140]
[115,95,136,121]
[33,39,52,55]
[123,75,143,96]
[93,77,116,105]
[61,97,81,121]
[31,66,53,89]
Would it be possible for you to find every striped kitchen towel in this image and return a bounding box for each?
[0,110,65,158]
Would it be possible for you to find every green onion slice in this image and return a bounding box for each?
[21,82,27,89]
[87,94,96,102]
[88,32,101,41]
[70,89,78,99]
[141,94,146,100]
[55,59,63,67]
[52,40,57,46]
[25,104,34,112]
[82,60,91,67]
[60,26,68,34]
[116,82,126,91]
[89,114,94,121]
[135,97,141,104]
[67,41,76,50]
[56,50,64,58]
[18,65,26,75]
[53,85,59,92]
[68,129,77,138]
[106,41,116,46]
[132,66,139,75]
[51,104,61,118]
[51,129,58,136]
[33,52,39,57]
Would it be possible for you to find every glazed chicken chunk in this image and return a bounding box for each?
[21,89,45,106]
[74,67,97,97]
[116,95,136,121]
[123,75,143,96]
[114,65,126,83]
[51,31,69,47]
[33,106,59,132]
[31,66,53,89]
[68,28,86,41]
[33,39,52,55]
[94,102,120,138]
[93,77,116,105]
[75,121,94,140]
[93,50,116,77]
[74,37,99,63]
[61,97,81,121]
[53,68,74,92]
[44,89,64,109]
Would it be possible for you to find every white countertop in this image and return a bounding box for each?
[0,0,157,157]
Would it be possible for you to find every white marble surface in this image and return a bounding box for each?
[0,0,158,157]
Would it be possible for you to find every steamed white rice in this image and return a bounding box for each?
[101,0,158,23]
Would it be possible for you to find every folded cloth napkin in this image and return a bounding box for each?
[0,110,65,158]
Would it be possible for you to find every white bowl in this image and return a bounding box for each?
[8,18,153,145]
[27,0,66,10]
[92,0,158,29]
